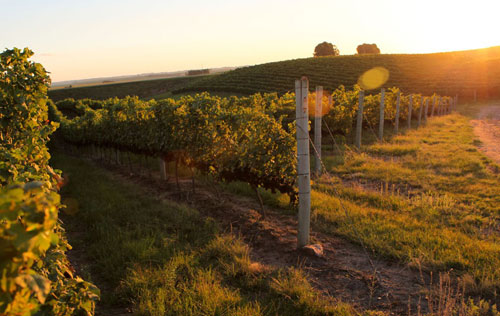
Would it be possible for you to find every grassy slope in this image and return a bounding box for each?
[48,75,207,101]
[177,46,500,97]
[311,112,500,296]
[51,152,357,316]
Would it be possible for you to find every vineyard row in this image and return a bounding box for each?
[49,85,454,202]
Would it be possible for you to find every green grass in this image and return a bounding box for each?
[180,111,499,300]
[51,152,358,316]
[175,46,500,97]
[313,113,500,297]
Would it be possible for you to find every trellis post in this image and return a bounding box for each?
[395,91,401,134]
[159,158,168,180]
[408,95,413,129]
[355,90,365,149]
[378,88,385,141]
[424,98,429,124]
[295,77,311,248]
[418,96,424,127]
[314,86,323,176]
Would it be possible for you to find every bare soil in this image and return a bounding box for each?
[471,105,500,165]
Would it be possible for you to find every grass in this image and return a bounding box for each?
[182,110,499,300]
[313,113,500,297]
[220,110,500,301]
[50,151,358,316]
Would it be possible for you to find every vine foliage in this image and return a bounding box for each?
[1,48,99,315]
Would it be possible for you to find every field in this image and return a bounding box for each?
[48,75,208,101]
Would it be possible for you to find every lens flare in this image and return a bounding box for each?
[358,67,389,90]
[308,93,333,117]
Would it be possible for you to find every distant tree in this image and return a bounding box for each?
[313,42,340,57]
[357,43,381,54]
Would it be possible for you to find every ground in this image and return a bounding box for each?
[471,104,500,165]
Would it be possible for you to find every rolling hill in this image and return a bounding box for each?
[175,46,500,99]
[49,46,500,101]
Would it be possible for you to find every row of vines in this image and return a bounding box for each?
[1,48,99,315]
[50,85,452,203]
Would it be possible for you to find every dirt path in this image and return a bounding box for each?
[86,161,432,315]
[471,105,500,164]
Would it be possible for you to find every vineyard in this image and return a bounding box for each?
[48,85,454,204]
[46,85,500,313]
[3,46,500,315]
[175,46,500,98]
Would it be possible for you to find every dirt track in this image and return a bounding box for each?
[471,105,500,164]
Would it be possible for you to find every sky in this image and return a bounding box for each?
[2,0,499,82]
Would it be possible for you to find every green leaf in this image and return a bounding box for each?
[15,273,51,304]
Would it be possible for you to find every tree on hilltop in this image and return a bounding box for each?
[357,43,381,54]
[313,42,340,57]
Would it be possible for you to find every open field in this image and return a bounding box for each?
[47,75,208,101]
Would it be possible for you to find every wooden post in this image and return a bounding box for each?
[159,157,167,180]
[431,95,436,117]
[424,98,429,124]
[295,77,311,248]
[418,96,424,127]
[327,94,334,151]
[408,95,413,129]
[378,88,385,141]
[355,90,365,149]
[439,97,442,116]
[314,86,323,176]
[395,91,401,134]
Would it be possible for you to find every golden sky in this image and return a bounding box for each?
[2,0,499,82]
